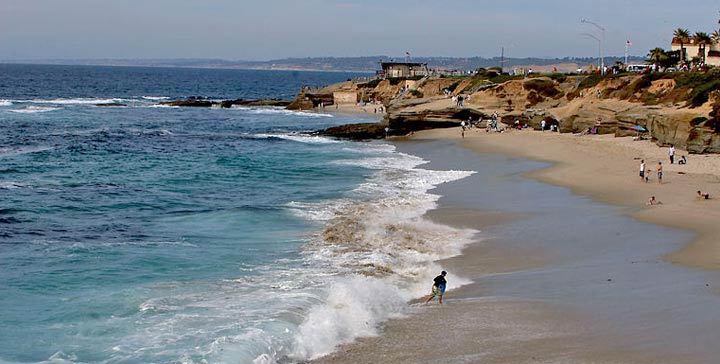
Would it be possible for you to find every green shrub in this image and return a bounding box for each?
[548,73,568,83]
[577,74,604,90]
[523,78,560,98]
[363,79,382,88]
[687,80,720,107]
[446,81,461,92]
[409,89,424,98]
[489,74,521,84]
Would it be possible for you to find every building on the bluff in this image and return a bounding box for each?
[671,36,720,66]
[380,62,429,78]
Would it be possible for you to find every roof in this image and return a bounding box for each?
[380,62,427,68]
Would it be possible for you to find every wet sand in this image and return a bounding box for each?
[311,137,720,364]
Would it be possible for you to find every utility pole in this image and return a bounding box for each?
[500,47,505,73]
[582,18,605,74]
[624,41,630,66]
[582,33,601,72]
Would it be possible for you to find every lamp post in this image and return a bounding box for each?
[581,18,605,74]
[581,33,601,73]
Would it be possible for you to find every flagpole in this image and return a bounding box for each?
[625,41,630,68]
[625,41,629,66]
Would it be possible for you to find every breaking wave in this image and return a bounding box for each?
[279,143,476,362]
[231,106,334,118]
[8,106,61,114]
[253,133,339,144]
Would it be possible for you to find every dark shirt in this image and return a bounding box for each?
[433,275,447,287]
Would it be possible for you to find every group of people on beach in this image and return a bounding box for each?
[641,145,710,205]
[451,95,468,107]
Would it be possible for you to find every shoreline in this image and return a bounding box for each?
[415,128,720,270]
[311,131,720,364]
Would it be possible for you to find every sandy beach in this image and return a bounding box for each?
[311,130,720,364]
[421,127,720,270]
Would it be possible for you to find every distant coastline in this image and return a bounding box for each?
[0,55,647,73]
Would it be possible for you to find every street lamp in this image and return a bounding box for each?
[581,33,601,72]
[581,18,605,74]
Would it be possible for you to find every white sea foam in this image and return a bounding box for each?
[146,104,180,108]
[281,142,477,361]
[8,106,61,113]
[23,98,130,105]
[253,133,339,144]
[231,106,334,118]
[0,99,12,106]
[0,146,54,157]
[141,96,170,100]
[0,181,26,189]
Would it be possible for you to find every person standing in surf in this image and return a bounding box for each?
[424,271,447,305]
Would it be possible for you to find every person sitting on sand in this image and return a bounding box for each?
[697,191,711,200]
[647,195,662,205]
[424,271,447,305]
[678,155,687,165]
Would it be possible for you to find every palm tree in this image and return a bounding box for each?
[673,28,690,63]
[647,47,668,66]
[712,29,720,43]
[694,32,712,65]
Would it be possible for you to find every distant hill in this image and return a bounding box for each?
[3,56,647,73]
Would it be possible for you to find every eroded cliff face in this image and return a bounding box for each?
[301,71,720,150]
[382,73,720,153]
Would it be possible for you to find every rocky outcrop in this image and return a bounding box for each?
[286,93,334,110]
[219,99,291,108]
[306,72,720,152]
[318,123,389,140]
[385,107,486,136]
[161,99,215,107]
[159,98,291,108]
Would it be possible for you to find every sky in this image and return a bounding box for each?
[0,0,718,60]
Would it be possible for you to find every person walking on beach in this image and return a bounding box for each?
[639,160,645,182]
[541,119,546,132]
[669,145,675,164]
[657,161,663,184]
[424,271,447,305]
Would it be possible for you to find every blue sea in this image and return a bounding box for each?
[0,65,474,364]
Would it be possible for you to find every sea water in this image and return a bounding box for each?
[0,65,475,363]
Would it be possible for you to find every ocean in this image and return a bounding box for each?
[0,65,475,364]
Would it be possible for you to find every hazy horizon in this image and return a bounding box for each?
[1,0,718,61]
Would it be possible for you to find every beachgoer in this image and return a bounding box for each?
[541,119,546,132]
[647,195,662,205]
[669,145,675,164]
[639,160,645,182]
[697,191,711,200]
[424,271,447,305]
[657,162,663,184]
[679,155,687,165]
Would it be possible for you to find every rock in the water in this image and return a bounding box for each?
[161,99,215,107]
[318,123,389,140]
[220,99,292,108]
